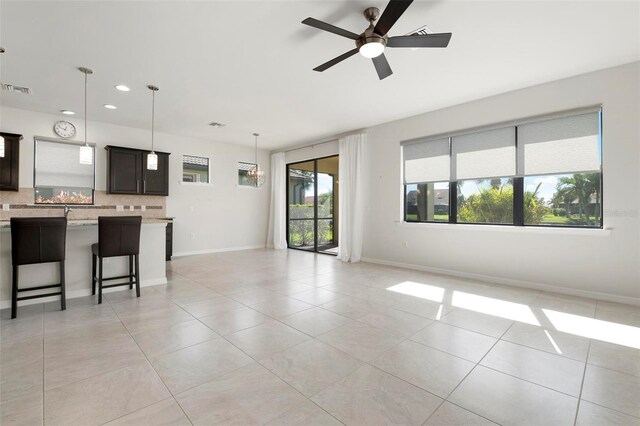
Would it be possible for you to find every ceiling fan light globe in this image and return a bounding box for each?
[359,42,385,58]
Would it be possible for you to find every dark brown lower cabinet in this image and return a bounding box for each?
[165,220,173,261]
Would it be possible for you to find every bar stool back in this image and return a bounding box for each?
[10,217,67,319]
[92,216,142,303]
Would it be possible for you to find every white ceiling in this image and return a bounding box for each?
[0,1,638,150]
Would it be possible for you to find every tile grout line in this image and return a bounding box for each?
[181,297,352,424]
[434,320,517,424]
[573,301,598,426]
[573,339,592,426]
[104,291,195,426]
[255,361,347,426]
[171,300,344,424]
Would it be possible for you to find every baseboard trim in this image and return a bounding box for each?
[0,277,168,309]
[172,245,266,258]
[361,257,640,306]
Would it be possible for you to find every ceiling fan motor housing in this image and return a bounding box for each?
[356,25,388,58]
[356,27,387,49]
[356,7,387,57]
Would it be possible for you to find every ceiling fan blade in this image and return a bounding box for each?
[374,0,414,36]
[387,33,452,48]
[302,17,360,40]
[372,53,393,80]
[313,48,359,72]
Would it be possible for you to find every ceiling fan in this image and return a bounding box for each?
[302,0,452,80]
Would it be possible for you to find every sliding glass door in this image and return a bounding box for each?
[287,156,339,254]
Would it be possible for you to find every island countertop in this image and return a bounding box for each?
[0,218,171,229]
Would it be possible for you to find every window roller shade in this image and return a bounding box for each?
[403,138,450,184]
[452,127,516,180]
[34,139,95,188]
[518,112,600,176]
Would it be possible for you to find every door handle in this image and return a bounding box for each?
[136,179,139,193]
[143,180,146,193]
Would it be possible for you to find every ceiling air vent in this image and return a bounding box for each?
[1,83,31,94]
[406,25,433,36]
[208,122,226,128]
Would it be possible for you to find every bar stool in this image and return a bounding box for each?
[10,217,67,319]
[92,216,142,304]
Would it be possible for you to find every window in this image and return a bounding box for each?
[405,182,450,222]
[401,109,602,228]
[182,155,210,183]
[34,138,95,204]
[457,178,514,224]
[238,162,257,186]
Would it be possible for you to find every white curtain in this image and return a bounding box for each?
[338,133,366,263]
[267,152,287,249]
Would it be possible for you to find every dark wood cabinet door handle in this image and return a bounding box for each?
[136,179,139,193]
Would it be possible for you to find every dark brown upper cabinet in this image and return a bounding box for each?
[0,132,22,191]
[142,151,170,195]
[106,145,170,196]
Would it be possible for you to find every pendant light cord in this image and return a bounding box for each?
[84,71,88,146]
[254,134,258,165]
[151,90,155,152]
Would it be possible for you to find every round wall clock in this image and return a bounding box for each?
[53,121,76,138]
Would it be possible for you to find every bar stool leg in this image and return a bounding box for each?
[129,255,134,290]
[98,257,104,304]
[135,254,140,298]
[60,261,66,311]
[11,265,18,319]
[92,253,97,295]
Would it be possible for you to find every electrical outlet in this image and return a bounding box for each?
[402,241,408,247]
[116,205,124,212]
[129,205,134,211]
[141,205,146,212]
[2,204,9,211]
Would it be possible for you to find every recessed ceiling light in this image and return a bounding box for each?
[61,110,75,115]
[115,85,130,92]
[103,104,117,110]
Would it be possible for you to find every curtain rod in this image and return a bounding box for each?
[280,129,367,154]
[281,138,338,154]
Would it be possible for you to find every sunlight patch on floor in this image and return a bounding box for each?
[544,330,563,354]
[543,309,640,349]
[386,281,445,303]
[452,291,540,326]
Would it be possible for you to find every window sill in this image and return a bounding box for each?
[396,221,612,236]
[179,181,212,186]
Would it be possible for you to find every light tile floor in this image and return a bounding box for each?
[1,248,639,425]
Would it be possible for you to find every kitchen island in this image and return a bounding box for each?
[0,218,169,308]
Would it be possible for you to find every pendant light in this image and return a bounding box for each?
[247,132,265,187]
[78,67,94,165]
[146,85,159,170]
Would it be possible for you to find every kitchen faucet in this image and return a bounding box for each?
[64,205,72,218]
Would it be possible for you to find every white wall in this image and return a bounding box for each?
[0,106,270,255]
[362,62,640,303]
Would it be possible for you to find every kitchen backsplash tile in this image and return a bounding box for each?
[0,189,166,220]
